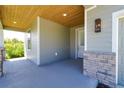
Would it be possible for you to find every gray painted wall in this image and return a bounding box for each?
[39,18,70,65]
[26,17,84,65]
[25,19,38,65]
[0,21,3,47]
[87,5,124,52]
[70,25,83,59]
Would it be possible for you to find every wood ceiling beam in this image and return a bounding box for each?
[4,26,27,32]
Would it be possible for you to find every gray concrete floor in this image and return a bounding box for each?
[0,59,98,88]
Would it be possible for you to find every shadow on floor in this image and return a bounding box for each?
[97,83,110,88]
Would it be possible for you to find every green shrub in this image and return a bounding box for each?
[4,38,24,59]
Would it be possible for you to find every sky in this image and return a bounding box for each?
[3,30,25,41]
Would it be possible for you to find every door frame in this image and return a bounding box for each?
[75,27,84,59]
[112,9,124,85]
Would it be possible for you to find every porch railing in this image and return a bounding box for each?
[0,47,5,77]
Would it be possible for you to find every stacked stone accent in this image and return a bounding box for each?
[83,51,116,88]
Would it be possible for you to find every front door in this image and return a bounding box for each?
[118,17,124,86]
[77,28,84,58]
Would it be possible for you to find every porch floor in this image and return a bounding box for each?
[0,59,98,88]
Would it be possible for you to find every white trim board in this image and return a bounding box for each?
[112,9,124,85]
[24,28,32,58]
[75,27,84,59]
[84,5,97,51]
[75,28,78,59]
[37,16,41,66]
[0,21,4,47]
[24,33,27,58]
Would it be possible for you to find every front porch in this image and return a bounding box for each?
[0,59,98,88]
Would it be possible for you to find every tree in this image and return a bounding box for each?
[4,38,24,59]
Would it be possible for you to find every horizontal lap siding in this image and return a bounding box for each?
[87,5,124,52]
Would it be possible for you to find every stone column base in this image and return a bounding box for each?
[83,51,116,88]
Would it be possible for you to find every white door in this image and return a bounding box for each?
[118,18,124,86]
[77,28,84,58]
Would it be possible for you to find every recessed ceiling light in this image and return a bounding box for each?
[63,13,67,16]
[13,21,16,24]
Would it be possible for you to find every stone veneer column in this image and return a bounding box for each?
[83,51,116,87]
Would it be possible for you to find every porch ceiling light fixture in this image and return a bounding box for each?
[62,13,67,16]
[13,21,17,24]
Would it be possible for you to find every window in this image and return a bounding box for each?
[27,31,31,50]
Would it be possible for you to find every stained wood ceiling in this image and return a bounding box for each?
[0,5,84,31]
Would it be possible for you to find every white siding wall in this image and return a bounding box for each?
[25,19,39,65]
[87,5,124,52]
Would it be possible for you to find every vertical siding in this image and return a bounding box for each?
[87,5,124,52]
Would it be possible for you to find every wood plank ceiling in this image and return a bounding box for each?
[0,5,84,31]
